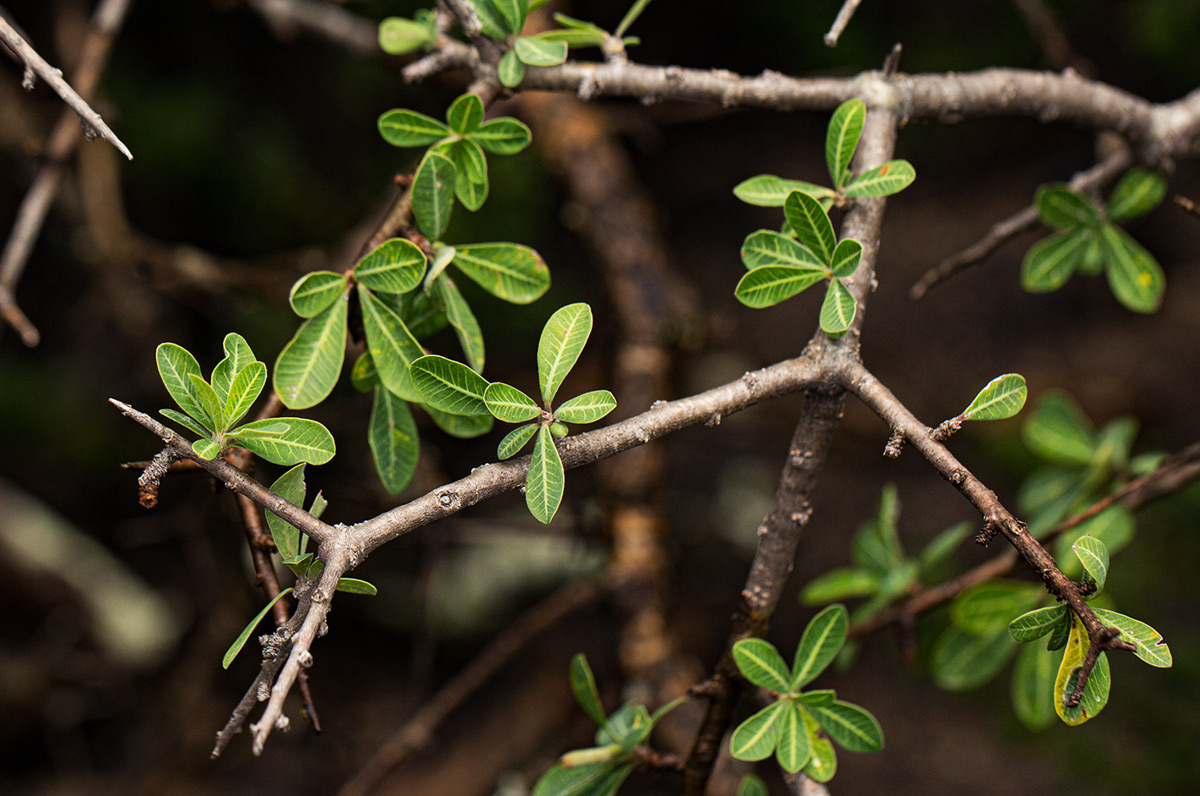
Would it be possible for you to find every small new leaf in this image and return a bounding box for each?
[515,35,568,65]
[1106,168,1166,222]
[775,701,812,773]
[355,238,428,294]
[818,279,856,335]
[485,382,541,423]
[741,229,826,271]
[497,422,538,459]
[471,117,533,155]
[807,700,884,753]
[569,653,607,725]
[826,98,865,188]
[1009,605,1068,642]
[1072,535,1109,593]
[412,149,457,240]
[554,390,616,424]
[377,109,450,147]
[223,588,293,669]
[962,373,1028,421]
[1036,185,1102,229]
[731,638,792,692]
[784,190,836,265]
[734,175,835,208]
[730,702,785,761]
[446,93,484,134]
[538,303,592,405]
[156,343,210,431]
[842,160,915,197]
[526,425,565,523]
[735,265,826,308]
[289,271,349,318]
[791,604,849,689]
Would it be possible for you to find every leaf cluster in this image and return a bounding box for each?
[729,605,883,782]
[733,100,916,335]
[531,653,682,796]
[1023,168,1167,313]
[157,333,335,466]
[410,303,615,524]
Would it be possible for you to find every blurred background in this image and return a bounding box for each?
[2,1,1198,794]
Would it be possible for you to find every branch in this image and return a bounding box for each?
[840,362,1136,675]
[682,88,903,796]
[246,0,378,55]
[0,8,133,159]
[824,0,865,47]
[1,0,134,346]
[908,146,1132,298]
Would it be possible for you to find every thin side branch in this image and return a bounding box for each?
[824,0,864,47]
[909,147,1132,298]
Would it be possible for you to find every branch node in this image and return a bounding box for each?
[947,467,968,486]
[930,416,963,442]
[135,447,183,508]
[883,428,906,458]
[975,520,1000,545]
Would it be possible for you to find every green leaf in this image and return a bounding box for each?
[1079,229,1104,275]
[796,690,836,707]
[538,303,592,405]
[359,286,427,401]
[378,16,435,55]
[1036,185,1102,229]
[614,0,652,37]
[535,27,607,47]
[156,343,210,431]
[736,774,769,796]
[843,160,915,197]
[223,361,266,428]
[733,175,835,207]
[730,701,785,761]
[425,405,493,438]
[559,745,623,768]
[369,387,419,494]
[829,238,862,278]
[740,229,825,271]
[211,332,257,402]
[826,98,865,188]
[1072,535,1109,593]
[1021,230,1087,292]
[445,138,490,211]
[930,625,1017,690]
[497,422,538,459]
[453,243,550,303]
[775,701,812,773]
[961,373,1028,421]
[1093,416,1138,470]
[485,382,541,423]
[791,604,849,689]
[355,238,428,294]
[818,279,856,335]
[446,93,484,134]
[1011,641,1058,731]
[412,148,457,240]
[531,762,634,796]
[952,580,1045,635]
[918,522,971,571]
[1053,507,1135,576]
[1046,611,1071,651]
[377,109,450,147]
[229,418,336,466]
[160,408,211,438]
[734,265,826,308]
[265,464,306,560]
[351,351,379,393]
[1009,605,1068,642]
[526,424,565,523]
[569,653,607,725]
[494,0,529,37]
[289,271,348,318]
[731,638,792,692]
[808,700,884,753]
[515,35,568,65]
[1106,168,1166,222]
[1099,224,1165,313]
[399,286,450,338]
[471,117,532,155]
[187,373,225,433]
[426,244,457,288]
[410,354,491,416]
[803,711,838,782]
[274,298,348,409]
[222,588,292,669]
[1055,615,1110,725]
[432,276,485,372]
[549,421,569,436]
[497,49,525,88]
[554,390,616,424]
[800,567,880,604]
[596,703,652,750]
[335,578,378,595]
[192,438,221,459]
[783,190,836,265]
[1022,392,1096,466]
[1092,608,1172,667]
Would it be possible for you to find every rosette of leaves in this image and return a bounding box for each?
[157,333,334,466]
[531,653,682,796]
[729,605,884,782]
[1022,168,1167,313]
[733,98,916,211]
[1007,537,1171,727]
[801,485,971,638]
[409,303,615,524]
[221,464,376,669]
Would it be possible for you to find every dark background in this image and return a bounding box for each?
[2,1,1198,794]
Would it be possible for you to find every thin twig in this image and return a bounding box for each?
[824,0,864,47]
[909,147,1132,298]
[0,11,132,159]
[0,0,135,346]
[337,580,603,796]
[247,0,377,55]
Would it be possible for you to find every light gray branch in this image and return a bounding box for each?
[825,0,864,47]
